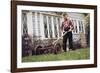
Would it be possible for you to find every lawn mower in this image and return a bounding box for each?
[22,31,69,56]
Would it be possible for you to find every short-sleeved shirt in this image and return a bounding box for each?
[62,20,74,31]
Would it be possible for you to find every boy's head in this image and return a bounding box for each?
[63,13,68,20]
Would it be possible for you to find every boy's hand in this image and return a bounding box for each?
[69,26,73,32]
[69,29,72,32]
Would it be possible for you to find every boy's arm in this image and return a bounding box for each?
[61,22,64,31]
[69,20,74,31]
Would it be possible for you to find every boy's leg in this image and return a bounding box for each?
[63,32,67,52]
[68,32,74,50]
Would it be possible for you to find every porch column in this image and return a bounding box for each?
[34,12,39,38]
[40,13,45,39]
[51,16,55,38]
[27,11,33,40]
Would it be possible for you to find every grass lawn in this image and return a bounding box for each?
[22,48,90,62]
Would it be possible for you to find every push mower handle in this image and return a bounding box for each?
[53,31,71,44]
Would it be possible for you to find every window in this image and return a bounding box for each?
[43,15,48,38]
[53,17,58,38]
[58,17,61,37]
[74,20,78,33]
[37,13,41,37]
[22,12,28,34]
[75,25,78,33]
[48,16,53,38]
[81,21,84,32]
[71,20,75,33]
[78,21,81,32]
[32,13,36,37]
[78,20,84,32]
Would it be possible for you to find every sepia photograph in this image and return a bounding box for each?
[21,10,90,62]
[11,1,97,72]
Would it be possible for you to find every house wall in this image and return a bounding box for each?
[22,11,88,48]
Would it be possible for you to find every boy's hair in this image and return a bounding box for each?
[63,13,68,17]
